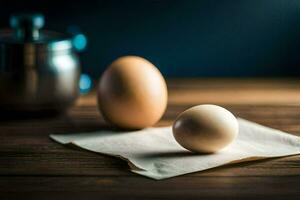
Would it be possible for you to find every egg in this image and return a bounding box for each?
[172,104,238,153]
[97,56,168,129]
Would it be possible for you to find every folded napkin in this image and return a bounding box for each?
[50,118,300,180]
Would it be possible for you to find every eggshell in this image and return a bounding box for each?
[97,56,168,129]
[172,104,238,153]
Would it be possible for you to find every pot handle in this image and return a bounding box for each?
[67,25,88,52]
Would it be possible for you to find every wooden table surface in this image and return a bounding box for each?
[1,78,300,199]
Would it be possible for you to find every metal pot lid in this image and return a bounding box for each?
[0,13,73,51]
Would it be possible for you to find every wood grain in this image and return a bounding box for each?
[1,78,300,199]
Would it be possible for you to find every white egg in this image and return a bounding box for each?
[172,104,238,153]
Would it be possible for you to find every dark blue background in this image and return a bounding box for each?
[1,0,300,77]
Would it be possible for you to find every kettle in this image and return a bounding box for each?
[0,13,85,113]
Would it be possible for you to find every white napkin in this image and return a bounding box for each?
[50,118,300,180]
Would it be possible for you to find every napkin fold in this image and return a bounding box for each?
[50,118,300,180]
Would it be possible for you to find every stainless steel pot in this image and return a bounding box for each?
[0,13,83,113]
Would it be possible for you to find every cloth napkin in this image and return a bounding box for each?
[50,118,300,180]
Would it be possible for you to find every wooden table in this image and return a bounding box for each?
[1,79,300,199]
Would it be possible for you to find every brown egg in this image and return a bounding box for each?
[172,104,238,153]
[97,56,168,129]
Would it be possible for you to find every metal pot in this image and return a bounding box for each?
[0,13,83,113]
